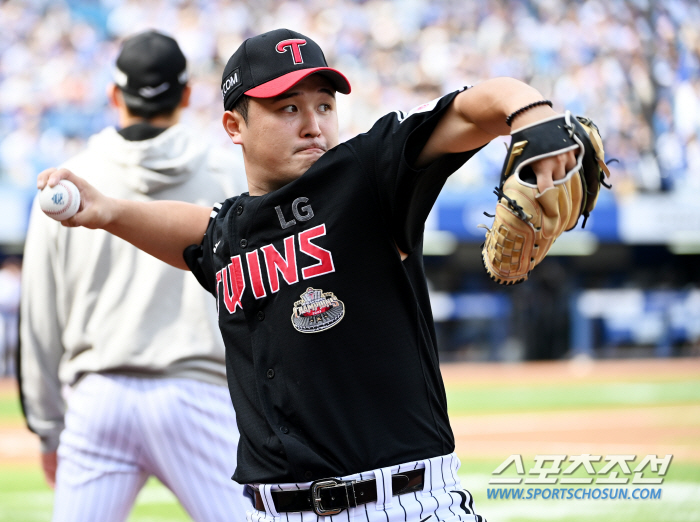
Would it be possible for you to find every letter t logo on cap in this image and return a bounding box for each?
[276,39,307,64]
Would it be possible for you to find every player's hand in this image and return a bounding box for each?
[530,149,578,193]
[509,106,578,193]
[41,451,58,489]
[37,167,115,229]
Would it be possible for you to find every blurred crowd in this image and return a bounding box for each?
[0,257,20,376]
[2,0,699,365]
[1,0,699,195]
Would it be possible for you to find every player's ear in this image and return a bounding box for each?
[222,110,244,145]
[107,84,122,109]
[178,85,192,109]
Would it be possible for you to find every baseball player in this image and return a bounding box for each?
[20,31,248,521]
[36,28,582,521]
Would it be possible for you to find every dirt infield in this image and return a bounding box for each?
[2,358,699,468]
[452,404,700,462]
[440,357,700,386]
[0,378,18,396]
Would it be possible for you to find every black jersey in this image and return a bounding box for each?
[184,89,480,484]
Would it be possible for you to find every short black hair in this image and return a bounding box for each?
[233,95,250,124]
[124,94,182,120]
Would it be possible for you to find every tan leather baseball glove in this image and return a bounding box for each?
[480,112,611,285]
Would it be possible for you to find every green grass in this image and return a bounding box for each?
[0,470,189,522]
[447,376,700,521]
[0,394,23,422]
[446,379,700,414]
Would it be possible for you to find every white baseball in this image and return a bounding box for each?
[39,180,81,221]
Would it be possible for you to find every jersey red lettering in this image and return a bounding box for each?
[246,250,267,299]
[215,270,223,315]
[299,224,335,279]
[221,256,246,313]
[261,236,298,293]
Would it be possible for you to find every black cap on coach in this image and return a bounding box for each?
[114,30,188,114]
[221,28,351,112]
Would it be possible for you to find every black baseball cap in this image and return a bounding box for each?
[221,28,351,112]
[114,30,188,113]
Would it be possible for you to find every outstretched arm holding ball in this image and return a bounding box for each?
[38,167,211,270]
[24,31,249,521]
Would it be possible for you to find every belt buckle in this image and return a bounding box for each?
[310,478,343,516]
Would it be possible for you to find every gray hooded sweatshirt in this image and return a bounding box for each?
[20,124,245,452]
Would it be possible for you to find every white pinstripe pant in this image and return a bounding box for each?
[248,453,487,522]
[53,374,247,522]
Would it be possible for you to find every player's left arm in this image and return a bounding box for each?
[415,77,577,192]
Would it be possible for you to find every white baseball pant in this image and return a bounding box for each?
[52,373,246,521]
[247,453,486,522]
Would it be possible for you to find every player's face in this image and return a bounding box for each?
[235,75,339,195]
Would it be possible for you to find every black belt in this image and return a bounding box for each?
[253,468,424,516]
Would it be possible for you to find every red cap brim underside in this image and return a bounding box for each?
[245,67,351,98]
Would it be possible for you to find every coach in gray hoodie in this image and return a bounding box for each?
[20,31,247,521]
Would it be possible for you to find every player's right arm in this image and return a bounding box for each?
[38,168,211,270]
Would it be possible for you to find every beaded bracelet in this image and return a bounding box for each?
[505,100,553,126]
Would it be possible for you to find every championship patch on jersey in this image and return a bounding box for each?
[291,287,344,333]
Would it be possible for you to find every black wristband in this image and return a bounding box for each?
[506,100,553,127]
